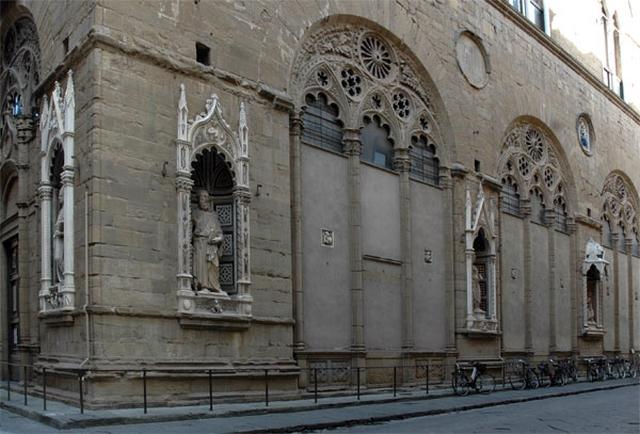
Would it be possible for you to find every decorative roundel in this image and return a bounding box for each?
[525,129,544,162]
[359,34,393,80]
[576,114,594,155]
[340,68,362,97]
[392,92,411,119]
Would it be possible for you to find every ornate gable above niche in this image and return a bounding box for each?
[290,25,440,139]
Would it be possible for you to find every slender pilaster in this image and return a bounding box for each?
[344,128,364,353]
[544,209,556,352]
[61,168,75,309]
[176,176,194,293]
[611,233,620,352]
[393,150,413,350]
[521,200,533,353]
[442,171,457,351]
[625,238,634,352]
[567,219,578,354]
[38,184,53,311]
[290,113,305,351]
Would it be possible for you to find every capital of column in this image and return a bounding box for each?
[61,168,75,185]
[38,184,54,200]
[392,154,411,172]
[566,217,577,234]
[290,113,304,136]
[543,209,556,227]
[16,118,35,144]
[520,199,532,217]
[176,176,194,192]
[343,128,362,156]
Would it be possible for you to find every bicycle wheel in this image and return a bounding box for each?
[526,369,540,389]
[476,373,496,394]
[452,372,469,396]
[538,371,551,388]
[509,372,525,390]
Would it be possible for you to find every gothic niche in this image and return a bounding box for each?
[464,183,498,333]
[190,149,235,295]
[175,85,252,322]
[582,238,608,336]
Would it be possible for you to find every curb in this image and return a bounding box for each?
[238,382,639,434]
[0,380,637,430]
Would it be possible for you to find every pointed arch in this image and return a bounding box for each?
[600,170,639,237]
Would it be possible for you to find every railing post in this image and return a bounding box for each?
[43,368,47,411]
[208,369,213,411]
[356,367,361,400]
[264,369,269,407]
[143,369,147,414]
[23,366,28,406]
[393,366,397,397]
[78,372,84,414]
[426,365,429,395]
[314,368,318,404]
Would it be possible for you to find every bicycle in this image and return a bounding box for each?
[558,358,578,384]
[452,361,496,396]
[508,359,539,390]
[586,358,606,382]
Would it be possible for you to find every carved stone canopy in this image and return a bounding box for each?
[583,238,609,275]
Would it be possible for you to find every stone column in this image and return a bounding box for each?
[38,183,53,311]
[176,176,194,293]
[567,219,578,353]
[611,233,620,352]
[544,209,556,353]
[441,171,457,351]
[15,118,33,345]
[393,150,413,351]
[290,113,305,351]
[625,238,633,352]
[61,168,75,309]
[521,199,533,354]
[343,128,364,354]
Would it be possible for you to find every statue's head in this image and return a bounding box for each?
[197,189,210,211]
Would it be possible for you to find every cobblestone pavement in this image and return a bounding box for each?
[325,385,640,433]
[0,381,637,433]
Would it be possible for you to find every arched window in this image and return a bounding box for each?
[554,196,568,232]
[602,216,612,248]
[473,229,490,318]
[618,223,627,253]
[410,134,439,186]
[530,188,545,224]
[632,228,639,257]
[301,93,344,153]
[501,176,520,215]
[361,114,393,170]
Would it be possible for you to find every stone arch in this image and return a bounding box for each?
[0,161,18,222]
[289,14,453,166]
[497,116,577,215]
[600,170,639,236]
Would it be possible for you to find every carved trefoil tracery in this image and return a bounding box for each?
[38,70,75,312]
[464,182,498,333]
[175,84,252,319]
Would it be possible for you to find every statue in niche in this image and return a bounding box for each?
[472,265,484,312]
[587,293,596,324]
[53,188,65,287]
[192,189,226,294]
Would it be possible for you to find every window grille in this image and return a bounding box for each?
[301,93,344,153]
[530,188,545,224]
[501,177,520,215]
[410,134,439,186]
[361,114,393,170]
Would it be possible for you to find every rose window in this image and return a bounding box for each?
[392,92,410,119]
[340,68,362,97]
[360,35,393,80]
[525,129,545,162]
[615,177,627,200]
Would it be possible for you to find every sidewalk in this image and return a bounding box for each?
[0,378,637,432]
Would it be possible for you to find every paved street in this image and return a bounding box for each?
[0,384,637,433]
[326,386,640,434]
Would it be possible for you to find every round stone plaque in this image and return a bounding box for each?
[455,31,490,89]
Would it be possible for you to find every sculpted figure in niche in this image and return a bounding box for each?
[587,293,596,324]
[472,265,484,312]
[192,189,226,294]
[53,188,64,287]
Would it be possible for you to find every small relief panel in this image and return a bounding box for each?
[215,204,233,227]
[219,263,234,286]
[576,114,594,155]
[321,228,335,248]
[455,31,490,89]
[424,249,433,264]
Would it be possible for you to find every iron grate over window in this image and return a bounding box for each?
[501,177,520,215]
[554,198,568,232]
[302,93,344,153]
[410,134,439,186]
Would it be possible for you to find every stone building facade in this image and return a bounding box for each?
[0,0,639,405]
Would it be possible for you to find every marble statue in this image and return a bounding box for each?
[53,188,64,286]
[472,265,484,312]
[192,189,225,294]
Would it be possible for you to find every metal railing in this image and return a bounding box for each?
[0,357,636,414]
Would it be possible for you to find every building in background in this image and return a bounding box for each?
[0,0,638,406]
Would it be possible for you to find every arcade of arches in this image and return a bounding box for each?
[0,2,639,404]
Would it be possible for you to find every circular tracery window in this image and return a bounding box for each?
[359,34,393,80]
[576,114,594,155]
[525,129,544,162]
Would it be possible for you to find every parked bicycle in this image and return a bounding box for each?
[537,360,564,387]
[558,358,578,384]
[586,358,606,382]
[452,361,496,396]
[508,359,539,390]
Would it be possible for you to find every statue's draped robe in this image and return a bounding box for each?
[53,198,64,286]
[192,207,224,292]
